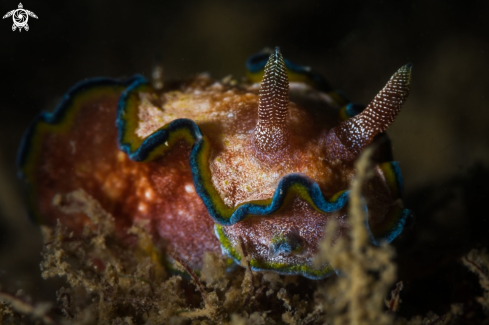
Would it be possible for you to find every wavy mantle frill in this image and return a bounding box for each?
[17,76,142,223]
[116,77,410,245]
[116,78,353,226]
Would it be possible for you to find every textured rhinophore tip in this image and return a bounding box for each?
[253,46,290,153]
[332,64,412,157]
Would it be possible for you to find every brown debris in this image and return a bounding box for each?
[239,238,255,308]
[463,249,489,308]
[0,290,57,325]
[385,281,404,312]
[200,252,229,291]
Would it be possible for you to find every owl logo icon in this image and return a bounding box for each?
[3,3,38,32]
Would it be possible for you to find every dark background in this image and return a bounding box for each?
[1,0,488,317]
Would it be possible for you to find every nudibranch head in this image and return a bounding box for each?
[17,47,412,279]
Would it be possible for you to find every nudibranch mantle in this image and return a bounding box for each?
[18,47,411,279]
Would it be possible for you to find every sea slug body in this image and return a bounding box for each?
[18,47,412,279]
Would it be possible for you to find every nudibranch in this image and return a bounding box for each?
[18,47,411,279]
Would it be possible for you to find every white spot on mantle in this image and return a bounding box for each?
[185,184,195,193]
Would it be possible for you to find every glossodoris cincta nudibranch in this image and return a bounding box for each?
[18,47,412,279]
